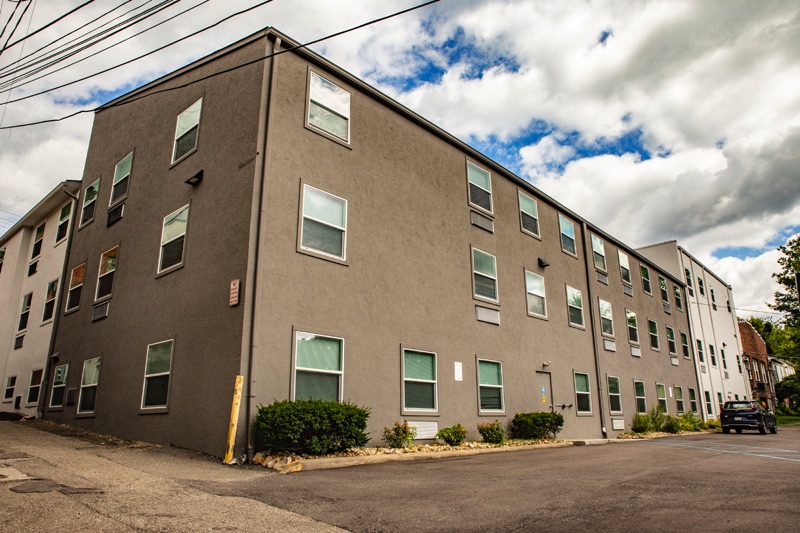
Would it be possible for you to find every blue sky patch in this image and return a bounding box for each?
[54,86,137,107]
[712,224,800,259]
[598,28,614,45]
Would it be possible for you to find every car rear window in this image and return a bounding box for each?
[725,402,756,410]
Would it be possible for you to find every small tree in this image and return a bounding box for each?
[769,235,800,329]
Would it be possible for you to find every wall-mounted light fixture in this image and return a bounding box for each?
[185,170,204,186]
[542,361,552,367]
[538,258,550,268]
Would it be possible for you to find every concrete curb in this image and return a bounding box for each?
[298,441,575,471]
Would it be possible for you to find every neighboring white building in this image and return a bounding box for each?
[1,181,80,416]
[770,357,796,386]
[638,241,751,419]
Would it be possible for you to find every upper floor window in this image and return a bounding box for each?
[681,332,690,358]
[727,299,732,313]
[308,72,350,143]
[648,320,659,350]
[626,309,638,344]
[566,285,584,327]
[710,288,717,310]
[403,349,437,412]
[80,179,100,226]
[525,271,546,318]
[659,276,668,303]
[640,265,652,294]
[709,344,717,367]
[674,285,683,310]
[559,214,576,255]
[684,268,694,296]
[31,223,45,260]
[159,205,189,272]
[300,184,347,261]
[599,298,613,336]
[56,203,71,243]
[472,248,498,302]
[18,292,32,331]
[697,277,705,296]
[590,235,606,271]
[294,332,343,401]
[66,263,86,312]
[172,98,203,163]
[518,191,539,236]
[95,246,119,300]
[110,152,133,206]
[696,340,705,363]
[618,250,631,284]
[666,327,676,355]
[467,161,492,214]
[42,279,58,322]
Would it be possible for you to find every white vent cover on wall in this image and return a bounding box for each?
[476,306,500,325]
[408,421,438,440]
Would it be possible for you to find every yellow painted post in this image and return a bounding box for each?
[223,375,244,464]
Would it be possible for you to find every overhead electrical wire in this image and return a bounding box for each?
[0,0,440,130]
[0,0,22,45]
[0,0,32,57]
[0,0,186,91]
[0,0,96,54]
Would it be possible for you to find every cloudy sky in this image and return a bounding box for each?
[0,0,798,319]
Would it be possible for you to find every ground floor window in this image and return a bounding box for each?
[634,380,646,413]
[689,388,698,413]
[3,376,15,401]
[607,376,621,413]
[704,391,713,417]
[294,332,343,401]
[675,386,685,414]
[142,340,174,409]
[26,369,43,404]
[403,349,437,411]
[78,358,101,414]
[574,372,591,413]
[478,359,504,412]
[50,364,68,408]
[656,383,667,412]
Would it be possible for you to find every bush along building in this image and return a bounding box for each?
[1,181,80,417]
[638,241,751,419]
[42,28,700,458]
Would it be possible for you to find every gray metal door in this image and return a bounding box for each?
[534,371,553,412]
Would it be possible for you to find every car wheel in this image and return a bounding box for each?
[722,427,730,434]
[735,428,742,434]
[770,422,777,434]
[759,423,767,435]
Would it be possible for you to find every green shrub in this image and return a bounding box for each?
[511,412,565,440]
[477,420,506,444]
[254,399,370,455]
[435,423,468,446]
[662,414,682,434]
[679,412,705,432]
[648,405,667,432]
[631,413,652,433]
[706,419,721,430]
[382,420,417,448]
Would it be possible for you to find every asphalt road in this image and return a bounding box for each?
[207,428,800,532]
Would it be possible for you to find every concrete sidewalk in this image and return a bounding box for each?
[0,421,342,532]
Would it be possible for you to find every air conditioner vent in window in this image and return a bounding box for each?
[107,203,124,227]
[670,357,679,366]
[700,364,707,374]
[623,285,633,297]
[603,339,616,352]
[91,302,109,322]
[596,271,609,285]
[66,388,77,405]
[663,303,672,315]
[14,335,24,349]
[470,211,494,233]
[476,305,500,325]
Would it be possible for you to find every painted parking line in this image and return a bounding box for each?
[670,440,800,454]
[639,439,800,463]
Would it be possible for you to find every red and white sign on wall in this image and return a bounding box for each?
[230,279,240,307]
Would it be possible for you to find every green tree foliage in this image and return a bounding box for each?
[775,374,800,409]
[767,325,800,364]
[770,234,800,328]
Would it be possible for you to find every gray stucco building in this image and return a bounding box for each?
[43,28,700,458]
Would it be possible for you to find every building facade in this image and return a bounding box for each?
[1,181,80,416]
[42,29,699,457]
[638,241,751,419]
[738,320,774,409]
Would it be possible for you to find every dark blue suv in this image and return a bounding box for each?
[720,401,777,434]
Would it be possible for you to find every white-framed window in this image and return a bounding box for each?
[681,334,691,359]
[472,248,498,302]
[78,357,101,414]
[697,340,705,363]
[566,285,584,327]
[590,234,606,271]
[626,309,639,344]
[607,376,622,413]
[66,263,86,312]
[31,222,45,260]
[721,349,728,371]
[525,270,546,318]
[26,369,43,405]
[599,298,614,336]
[478,359,504,412]
[172,97,203,163]
[618,250,631,284]
[518,191,539,236]
[704,391,713,416]
[4,376,16,401]
[559,214,576,255]
[666,327,676,355]
[110,152,133,206]
[736,354,743,373]
[95,246,119,300]
[675,386,685,414]
[698,277,705,296]
[634,380,646,413]
[18,292,32,332]
[674,285,683,310]
[684,268,694,296]
[656,383,667,412]
[640,265,652,294]
[574,372,591,413]
[80,179,100,226]
[142,340,174,409]
[56,202,71,243]
[49,364,68,408]
[308,71,350,143]
[727,299,732,313]
[403,349,437,411]
[659,276,668,303]
[300,184,347,260]
[648,320,659,350]
[689,388,698,413]
[467,161,492,214]
[294,332,343,401]
[710,288,717,310]
[159,205,189,272]
[709,344,717,366]
[42,279,58,322]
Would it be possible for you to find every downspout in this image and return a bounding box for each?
[39,183,79,419]
[243,34,281,463]
[580,221,608,438]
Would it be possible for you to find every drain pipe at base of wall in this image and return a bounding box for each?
[580,221,608,439]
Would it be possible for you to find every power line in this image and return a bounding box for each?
[0,0,441,130]
[0,0,95,53]
[0,0,32,57]
[0,0,23,48]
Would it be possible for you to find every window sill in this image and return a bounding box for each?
[156,263,184,279]
[576,412,593,417]
[64,307,80,316]
[139,406,169,415]
[55,237,67,248]
[304,123,353,149]
[568,322,586,331]
[40,319,54,327]
[94,294,112,305]
[468,202,494,219]
[402,410,439,417]
[472,295,500,307]
[527,312,548,321]
[47,406,64,412]
[297,247,348,267]
[75,412,95,419]
[78,220,94,231]
[520,228,541,240]
[478,411,506,417]
[169,147,197,169]
[561,249,578,259]
[601,332,615,339]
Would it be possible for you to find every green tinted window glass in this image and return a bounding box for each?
[404,351,435,381]
[478,360,502,386]
[575,373,590,393]
[146,341,173,375]
[296,334,342,371]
